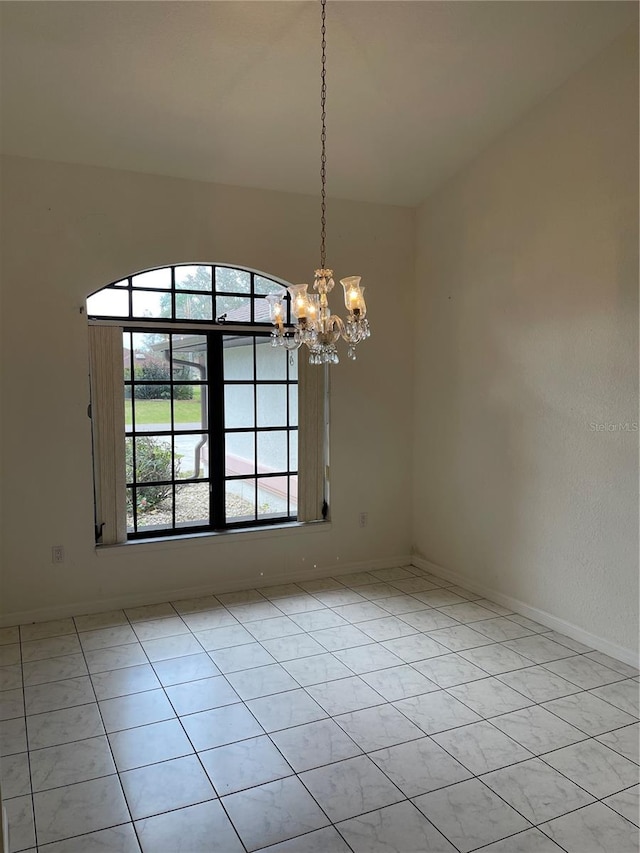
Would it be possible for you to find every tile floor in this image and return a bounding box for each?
[0,565,638,853]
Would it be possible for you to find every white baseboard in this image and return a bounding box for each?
[1,554,412,627]
[412,556,639,668]
[8,552,635,671]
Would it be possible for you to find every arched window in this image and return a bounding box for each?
[87,264,324,543]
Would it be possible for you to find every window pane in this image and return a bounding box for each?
[87,288,128,317]
[132,269,171,289]
[134,436,172,483]
[113,278,128,287]
[226,432,255,475]
[257,385,287,428]
[224,336,253,380]
[257,478,288,519]
[132,394,172,432]
[126,489,135,533]
[172,335,207,380]
[255,276,282,296]
[289,385,298,427]
[175,434,208,479]
[288,351,299,381]
[225,385,254,428]
[133,333,170,379]
[132,290,171,318]
[175,265,212,291]
[174,386,206,432]
[256,339,287,380]
[289,475,298,517]
[125,398,133,433]
[217,295,251,323]
[226,479,255,523]
[123,332,132,378]
[175,293,212,321]
[253,298,271,324]
[125,437,134,482]
[175,483,209,527]
[257,431,287,473]
[135,485,172,529]
[216,267,251,293]
[289,430,298,471]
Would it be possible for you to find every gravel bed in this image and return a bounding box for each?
[127,482,254,529]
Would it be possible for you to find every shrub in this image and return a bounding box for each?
[126,436,179,514]
[132,361,194,400]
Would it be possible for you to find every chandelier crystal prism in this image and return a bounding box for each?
[267,0,370,364]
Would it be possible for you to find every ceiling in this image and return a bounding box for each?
[1,1,636,207]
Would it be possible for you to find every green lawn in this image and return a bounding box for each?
[125,398,203,425]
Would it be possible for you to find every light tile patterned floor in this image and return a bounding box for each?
[0,565,638,852]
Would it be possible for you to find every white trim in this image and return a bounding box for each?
[96,519,331,556]
[1,554,411,628]
[411,556,639,668]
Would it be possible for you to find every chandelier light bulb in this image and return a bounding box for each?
[341,276,367,317]
[265,292,284,326]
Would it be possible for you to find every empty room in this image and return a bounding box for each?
[0,1,638,852]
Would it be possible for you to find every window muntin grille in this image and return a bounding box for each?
[87,264,292,326]
[88,265,297,540]
[223,334,298,528]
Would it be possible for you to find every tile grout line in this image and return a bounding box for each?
[169,578,439,853]
[192,576,635,851]
[2,571,638,852]
[123,601,251,853]
[203,590,379,852]
[207,574,637,850]
[74,612,144,853]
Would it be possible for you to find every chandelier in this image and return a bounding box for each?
[267,0,370,364]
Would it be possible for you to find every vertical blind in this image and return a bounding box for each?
[88,325,127,544]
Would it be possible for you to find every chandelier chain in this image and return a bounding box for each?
[320,0,327,270]
[266,0,369,364]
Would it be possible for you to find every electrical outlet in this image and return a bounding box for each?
[359,512,368,528]
[52,545,64,564]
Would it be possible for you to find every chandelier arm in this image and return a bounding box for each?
[283,335,303,351]
[332,314,346,337]
[271,326,304,352]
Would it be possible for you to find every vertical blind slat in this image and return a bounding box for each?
[89,325,126,544]
[297,356,326,522]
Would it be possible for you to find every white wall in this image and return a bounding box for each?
[0,158,414,620]
[413,29,639,655]
[1,29,636,661]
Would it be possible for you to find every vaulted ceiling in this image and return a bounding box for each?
[1,1,636,206]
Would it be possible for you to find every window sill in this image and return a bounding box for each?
[95,519,331,556]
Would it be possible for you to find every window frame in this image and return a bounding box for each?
[88,264,325,545]
[87,263,293,327]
